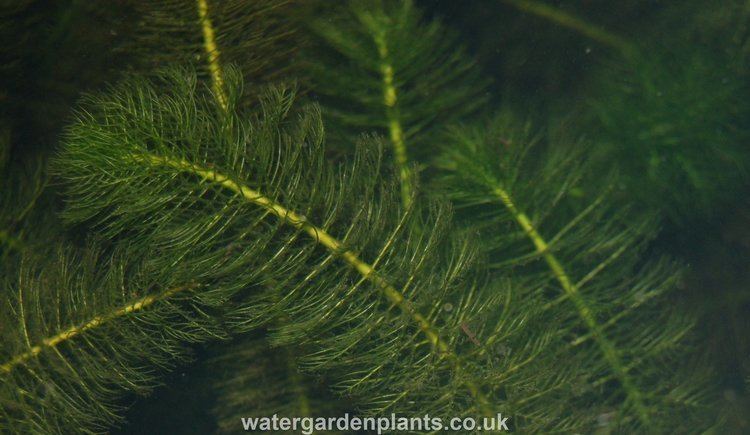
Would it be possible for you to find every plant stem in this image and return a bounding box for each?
[491,185,651,427]
[197,0,228,111]
[500,0,636,56]
[373,31,413,209]
[140,152,494,417]
[0,284,197,373]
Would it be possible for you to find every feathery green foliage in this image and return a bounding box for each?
[436,112,710,432]
[1,0,746,433]
[0,242,230,434]
[590,49,750,224]
[54,67,488,415]
[577,7,750,420]
[50,69,602,432]
[306,0,489,206]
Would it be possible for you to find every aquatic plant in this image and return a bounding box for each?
[1,0,746,433]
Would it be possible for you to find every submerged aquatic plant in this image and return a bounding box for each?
[0,0,746,433]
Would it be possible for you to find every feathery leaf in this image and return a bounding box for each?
[436,111,711,431]
[125,0,302,106]
[49,68,597,432]
[0,242,228,434]
[306,0,489,206]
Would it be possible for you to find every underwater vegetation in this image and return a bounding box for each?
[1,0,748,433]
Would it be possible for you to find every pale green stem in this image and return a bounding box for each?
[492,186,651,426]
[0,284,197,373]
[197,0,228,111]
[138,153,494,417]
[373,31,413,208]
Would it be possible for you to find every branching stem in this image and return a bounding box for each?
[491,186,651,426]
[0,155,492,414]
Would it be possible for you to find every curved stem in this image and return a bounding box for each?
[140,153,493,417]
[1,154,493,416]
[491,186,651,426]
